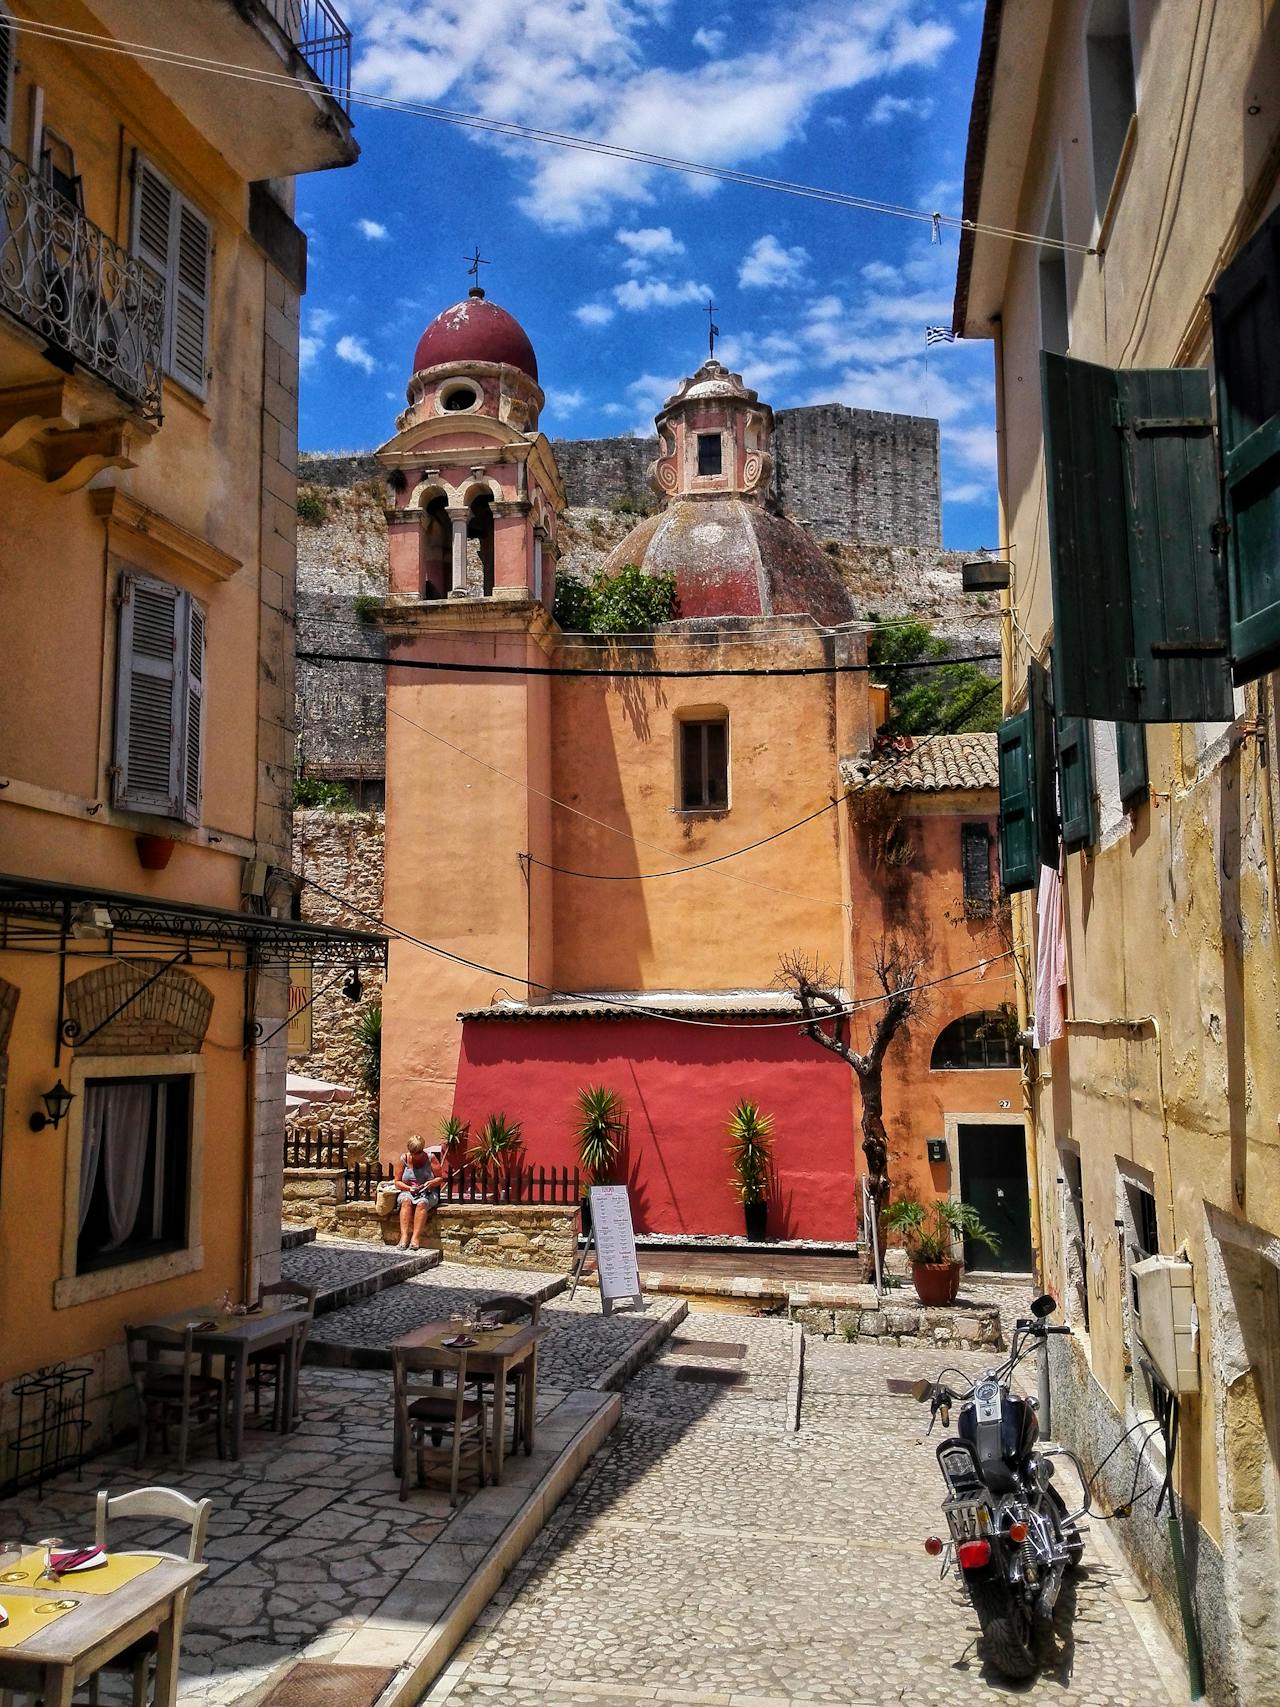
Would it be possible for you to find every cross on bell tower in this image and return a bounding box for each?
[465,245,489,299]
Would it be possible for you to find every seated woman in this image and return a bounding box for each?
[395,1134,443,1250]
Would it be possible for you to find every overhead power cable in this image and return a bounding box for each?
[9,17,1097,257]
[298,647,1000,680]
[300,869,1014,1029]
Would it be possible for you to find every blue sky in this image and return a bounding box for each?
[296,0,996,549]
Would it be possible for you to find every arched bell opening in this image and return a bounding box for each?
[422,495,450,599]
[467,493,495,597]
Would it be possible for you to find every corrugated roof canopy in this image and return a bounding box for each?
[458,990,834,1023]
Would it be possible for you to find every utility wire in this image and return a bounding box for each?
[9,17,1098,257]
[298,647,1001,680]
[300,870,1014,1029]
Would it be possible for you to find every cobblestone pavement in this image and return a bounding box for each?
[425,1308,1185,1707]
[280,1236,437,1298]
[310,1263,659,1390]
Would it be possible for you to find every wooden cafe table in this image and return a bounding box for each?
[392,1318,547,1486]
[136,1297,311,1458]
[0,1546,203,1706]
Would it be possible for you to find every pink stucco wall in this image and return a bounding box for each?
[453,1015,860,1241]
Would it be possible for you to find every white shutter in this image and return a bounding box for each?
[114,573,182,816]
[0,8,14,150]
[131,153,211,398]
[181,597,205,824]
[171,198,210,397]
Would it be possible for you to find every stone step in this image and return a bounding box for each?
[280,1223,316,1251]
[281,1237,443,1319]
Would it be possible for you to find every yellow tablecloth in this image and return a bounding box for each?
[0,1551,162,1595]
[0,1595,77,1649]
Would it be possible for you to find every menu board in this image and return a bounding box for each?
[589,1185,643,1314]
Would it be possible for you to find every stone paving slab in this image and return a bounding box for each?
[281,1237,441,1314]
[423,1310,1186,1707]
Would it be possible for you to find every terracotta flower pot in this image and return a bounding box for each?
[135,833,175,871]
[910,1259,962,1306]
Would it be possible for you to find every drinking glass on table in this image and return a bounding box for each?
[0,1535,22,1580]
[39,1537,63,1582]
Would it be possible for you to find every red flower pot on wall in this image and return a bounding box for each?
[910,1260,962,1306]
[135,834,176,871]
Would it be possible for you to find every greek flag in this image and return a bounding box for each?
[925,325,957,346]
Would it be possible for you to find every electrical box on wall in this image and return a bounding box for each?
[1133,1255,1198,1393]
[926,1139,948,1165]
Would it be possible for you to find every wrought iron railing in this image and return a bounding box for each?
[266,0,353,111]
[0,144,165,421]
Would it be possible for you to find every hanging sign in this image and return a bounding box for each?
[287,963,312,1054]
[589,1184,644,1315]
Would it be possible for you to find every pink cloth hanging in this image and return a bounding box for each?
[1034,863,1067,1049]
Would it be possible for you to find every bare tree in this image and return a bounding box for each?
[776,936,926,1284]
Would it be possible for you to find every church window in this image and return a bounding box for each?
[679,715,728,811]
[696,432,723,477]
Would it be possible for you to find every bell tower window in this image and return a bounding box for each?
[697,433,723,477]
[441,382,479,412]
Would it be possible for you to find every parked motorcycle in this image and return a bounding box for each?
[914,1293,1090,1679]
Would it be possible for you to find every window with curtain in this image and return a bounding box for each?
[76,1076,191,1274]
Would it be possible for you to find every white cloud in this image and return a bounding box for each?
[947,423,998,474]
[865,92,934,125]
[860,260,900,287]
[299,307,335,370]
[299,333,323,372]
[944,479,989,505]
[356,217,390,240]
[615,225,686,273]
[308,307,337,336]
[349,0,956,229]
[335,334,378,373]
[692,26,725,53]
[574,301,616,327]
[613,277,710,311]
[546,387,585,413]
[738,233,809,290]
[626,371,681,423]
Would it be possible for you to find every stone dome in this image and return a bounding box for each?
[598,498,857,625]
[411,289,538,381]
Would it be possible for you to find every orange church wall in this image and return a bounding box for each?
[453,1014,860,1241]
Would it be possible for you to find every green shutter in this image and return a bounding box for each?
[1041,353,1233,722]
[1212,201,1280,685]
[1029,659,1060,868]
[997,709,1037,893]
[1116,721,1148,808]
[1057,716,1097,851]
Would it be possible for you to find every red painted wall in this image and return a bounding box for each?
[453,1016,860,1241]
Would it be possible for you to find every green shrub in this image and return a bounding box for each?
[353,592,380,623]
[553,562,678,634]
[608,493,653,517]
[296,488,327,525]
[867,614,1000,735]
[292,777,355,810]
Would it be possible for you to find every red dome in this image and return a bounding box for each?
[411,291,538,381]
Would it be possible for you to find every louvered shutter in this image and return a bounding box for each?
[1041,352,1233,722]
[1116,721,1148,808]
[114,574,182,816]
[181,599,205,824]
[1029,659,1060,868]
[1057,716,1097,852]
[0,8,14,149]
[1212,201,1280,684]
[133,155,172,289]
[997,709,1037,894]
[171,199,210,397]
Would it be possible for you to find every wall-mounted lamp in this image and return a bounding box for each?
[70,902,114,939]
[30,1079,75,1132]
[961,558,1011,592]
[342,967,362,1003]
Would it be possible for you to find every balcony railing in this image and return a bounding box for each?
[0,144,165,422]
[267,0,353,111]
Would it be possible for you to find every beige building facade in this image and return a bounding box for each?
[957,2,1280,1699]
[0,2,380,1482]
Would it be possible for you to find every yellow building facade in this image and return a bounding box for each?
[957,3,1280,1699]
[0,1,380,1484]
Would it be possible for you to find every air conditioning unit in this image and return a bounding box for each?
[1133,1255,1198,1394]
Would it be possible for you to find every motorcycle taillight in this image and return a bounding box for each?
[956,1539,992,1570]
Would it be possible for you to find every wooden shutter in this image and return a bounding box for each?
[1029,659,1060,868]
[181,599,205,824]
[114,574,182,816]
[1116,720,1148,808]
[1057,716,1097,852]
[0,8,14,149]
[171,198,211,397]
[997,709,1037,894]
[1041,353,1233,722]
[1212,202,1280,684]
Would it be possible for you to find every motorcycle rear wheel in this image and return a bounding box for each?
[965,1574,1038,1680]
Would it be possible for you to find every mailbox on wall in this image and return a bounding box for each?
[926,1138,948,1165]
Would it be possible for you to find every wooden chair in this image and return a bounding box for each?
[477,1293,540,1456]
[248,1279,318,1429]
[85,1486,212,1707]
[393,1344,488,1507]
[124,1324,225,1472]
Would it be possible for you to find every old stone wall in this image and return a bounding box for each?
[426,1204,580,1272]
[290,809,385,1145]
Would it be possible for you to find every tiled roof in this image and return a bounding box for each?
[458,990,840,1023]
[842,732,999,793]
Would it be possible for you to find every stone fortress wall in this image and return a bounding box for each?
[551,404,942,548]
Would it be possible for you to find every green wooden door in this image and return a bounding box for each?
[958,1124,1033,1274]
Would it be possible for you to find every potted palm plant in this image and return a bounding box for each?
[574,1085,625,1236]
[470,1113,523,1200]
[727,1099,774,1242]
[882,1193,1001,1305]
